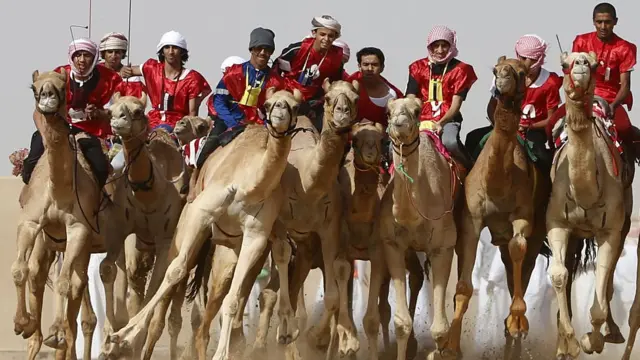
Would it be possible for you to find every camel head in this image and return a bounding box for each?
[263,87,303,135]
[561,51,598,101]
[110,94,148,139]
[322,78,360,132]
[492,56,528,99]
[174,116,210,144]
[386,96,422,145]
[31,69,66,115]
[351,120,385,168]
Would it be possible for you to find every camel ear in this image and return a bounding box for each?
[266,86,276,100]
[32,70,39,83]
[351,80,359,93]
[588,51,599,69]
[560,52,569,68]
[112,91,122,104]
[293,88,303,103]
[322,77,331,93]
[407,94,423,109]
[496,55,506,66]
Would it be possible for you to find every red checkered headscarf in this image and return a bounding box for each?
[68,38,99,77]
[515,34,548,72]
[427,25,458,65]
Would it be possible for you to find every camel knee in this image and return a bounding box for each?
[333,258,351,283]
[259,288,277,309]
[508,234,528,263]
[12,260,29,286]
[363,311,380,336]
[166,258,189,285]
[590,302,607,326]
[81,313,97,337]
[168,310,183,337]
[549,263,568,290]
[394,316,413,340]
[272,240,292,264]
[222,296,240,317]
[100,260,117,284]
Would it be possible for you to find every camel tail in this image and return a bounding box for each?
[185,239,212,303]
[570,237,597,276]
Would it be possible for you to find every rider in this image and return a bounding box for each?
[120,30,212,133]
[406,25,477,170]
[572,2,637,151]
[276,15,345,131]
[99,32,147,105]
[21,38,121,187]
[206,56,247,121]
[468,34,562,171]
[189,27,282,199]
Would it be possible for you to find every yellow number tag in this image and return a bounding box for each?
[239,86,261,107]
[428,78,444,102]
[419,120,437,131]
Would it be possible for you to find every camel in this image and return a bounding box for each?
[547,51,632,359]
[365,96,457,360]
[12,69,125,360]
[173,115,210,147]
[447,56,551,358]
[101,95,185,347]
[101,87,302,360]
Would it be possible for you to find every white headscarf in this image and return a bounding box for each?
[332,39,350,63]
[99,32,128,53]
[68,38,99,77]
[220,56,246,74]
[156,30,188,53]
[311,15,342,37]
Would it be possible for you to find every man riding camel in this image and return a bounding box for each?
[22,38,121,188]
[206,55,247,121]
[467,34,562,172]
[406,25,477,170]
[188,27,282,202]
[99,32,147,106]
[276,15,345,130]
[120,30,212,133]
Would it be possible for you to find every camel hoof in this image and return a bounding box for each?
[427,349,456,360]
[43,332,66,350]
[337,326,360,357]
[604,331,626,344]
[307,326,330,350]
[506,314,529,339]
[277,314,300,344]
[580,332,605,354]
[14,314,37,337]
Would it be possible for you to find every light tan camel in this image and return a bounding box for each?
[371,96,457,360]
[12,69,125,360]
[173,115,210,147]
[547,51,630,359]
[448,56,551,358]
[101,95,185,350]
[101,88,302,360]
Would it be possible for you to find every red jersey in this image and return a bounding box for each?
[347,71,404,126]
[222,63,284,124]
[140,59,212,128]
[54,64,122,138]
[408,58,477,121]
[277,37,344,101]
[572,32,636,109]
[97,63,147,109]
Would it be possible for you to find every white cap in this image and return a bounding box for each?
[220,56,246,74]
[333,39,350,64]
[156,30,188,53]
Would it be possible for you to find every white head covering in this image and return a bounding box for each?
[68,38,99,77]
[156,30,188,53]
[311,15,342,37]
[220,56,246,74]
[99,32,128,52]
[332,39,350,63]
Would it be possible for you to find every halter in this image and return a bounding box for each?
[324,92,358,134]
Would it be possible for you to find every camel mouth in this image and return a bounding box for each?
[268,113,294,133]
[110,118,131,135]
[37,97,60,114]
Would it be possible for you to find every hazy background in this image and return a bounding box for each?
[1,0,639,205]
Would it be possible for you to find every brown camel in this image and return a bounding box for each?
[12,69,125,360]
[547,51,631,359]
[101,88,302,360]
[100,95,185,354]
[173,115,210,147]
[370,96,457,360]
[449,56,551,359]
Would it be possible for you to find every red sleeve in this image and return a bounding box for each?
[451,64,478,96]
[341,70,350,80]
[100,72,123,107]
[572,35,586,52]
[140,58,156,83]
[266,69,285,90]
[546,73,563,110]
[187,72,212,99]
[620,42,637,73]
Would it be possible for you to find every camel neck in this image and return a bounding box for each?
[565,96,600,208]
[484,101,518,195]
[241,131,292,204]
[38,110,74,197]
[391,135,422,223]
[350,164,380,223]
[302,125,348,201]
[122,136,158,203]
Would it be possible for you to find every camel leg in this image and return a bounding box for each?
[168,280,188,360]
[603,215,630,344]
[405,251,423,359]
[296,284,307,333]
[26,233,55,360]
[12,221,39,338]
[504,219,531,340]
[271,236,299,345]
[283,242,314,360]
[146,236,174,303]
[382,237,411,360]
[447,212,482,356]
[333,257,359,357]
[100,230,127,346]
[363,245,386,360]
[113,250,129,330]
[579,232,621,355]
[63,246,92,360]
[622,236,640,360]
[102,185,236,359]
[426,242,454,360]
[379,276,391,351]
[253,258,281,353]
[124,234,153,317]
[195,245,238,360]
[44,224,90,352]
[80,287,97,360]
[547,227,581,359]
[211,229,271,360]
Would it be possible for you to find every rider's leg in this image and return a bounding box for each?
[442,121,473,169]
[525,128,552,174]
[21,130,45,184]
[77,134,110,188]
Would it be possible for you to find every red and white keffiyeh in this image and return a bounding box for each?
[427,25,458,64]
[515,34,548,72]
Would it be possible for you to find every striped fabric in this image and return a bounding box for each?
[515,34,548,71]
[181,137,206,167]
